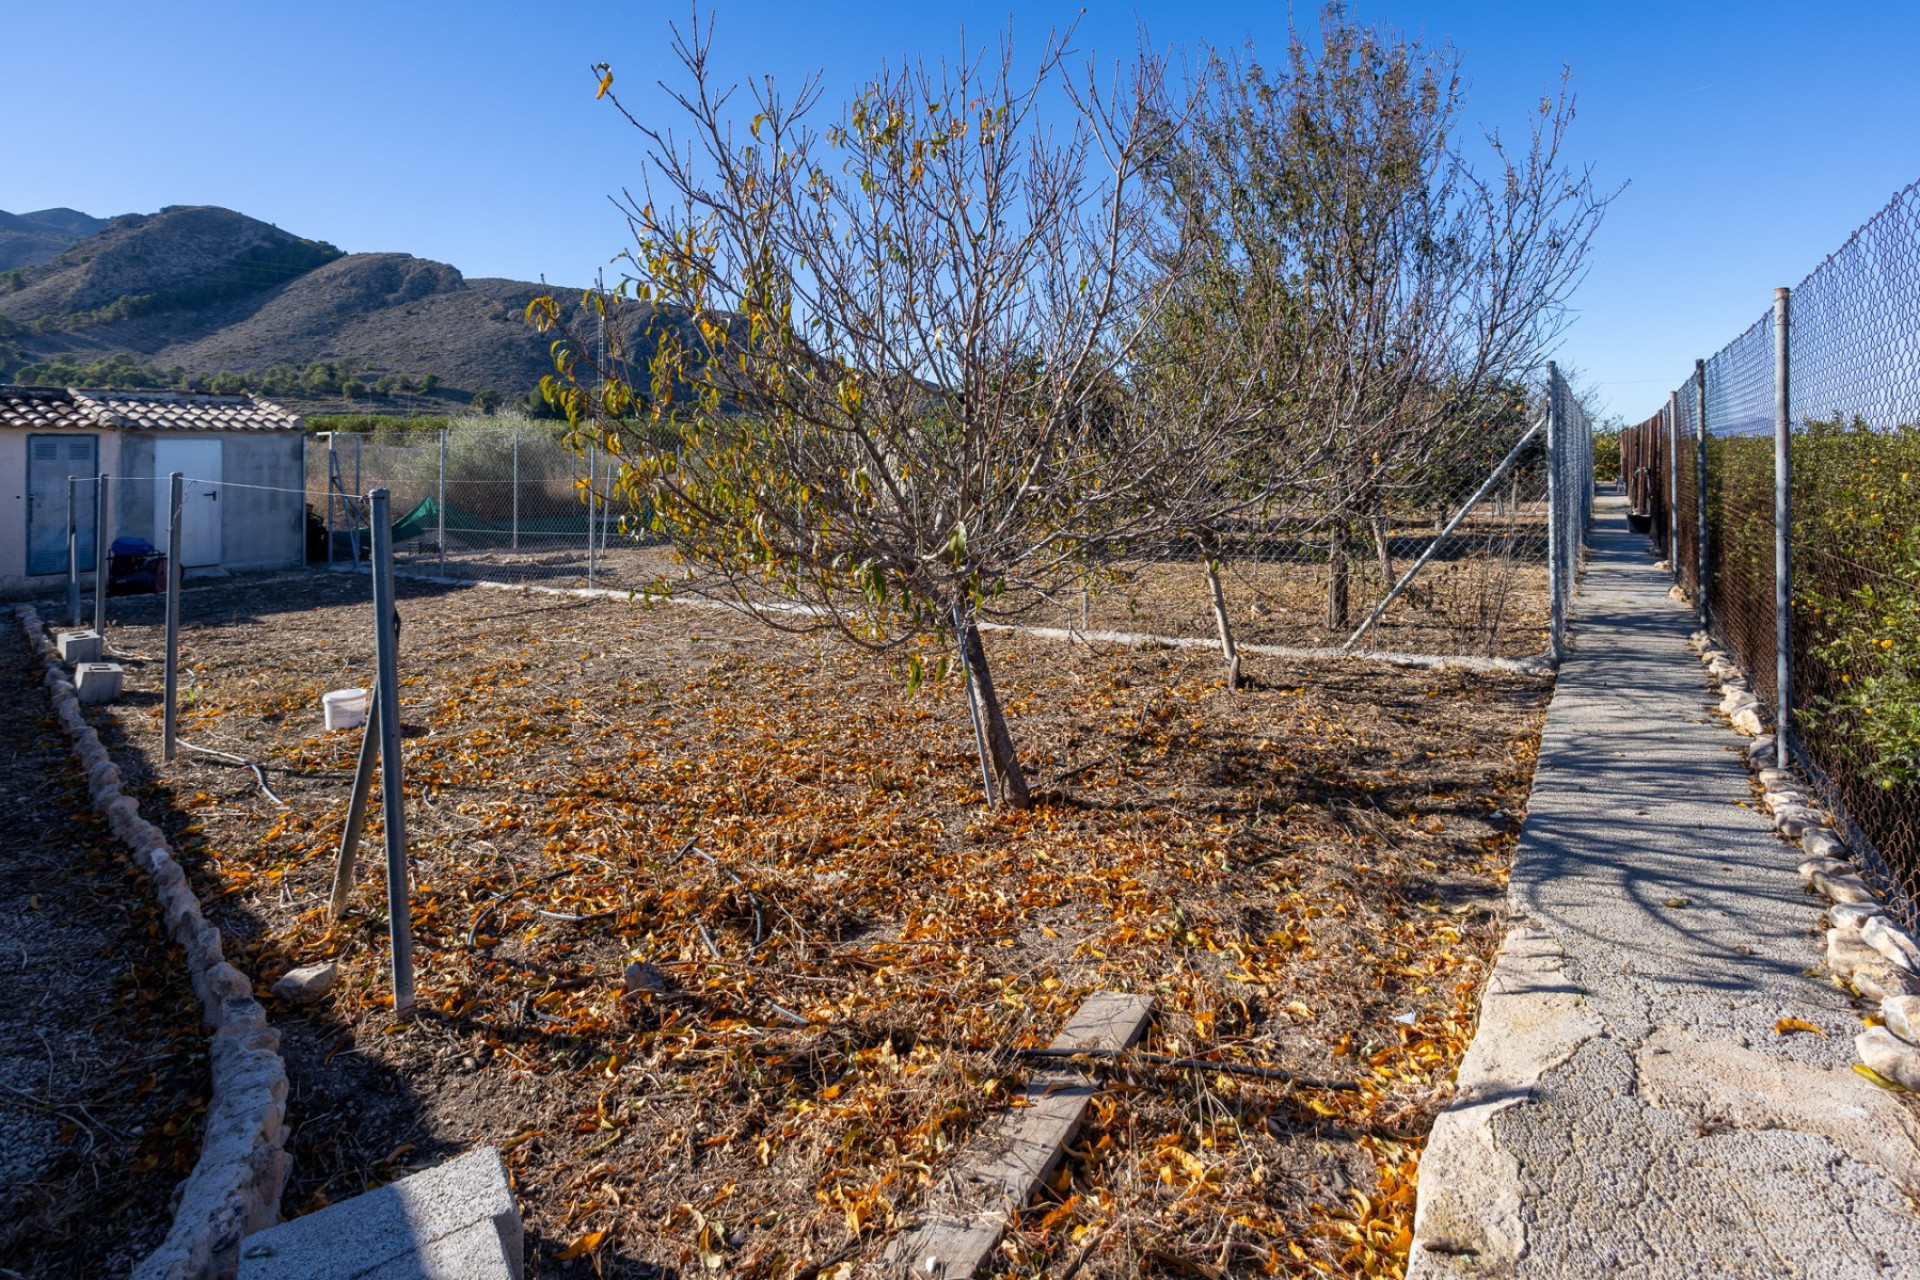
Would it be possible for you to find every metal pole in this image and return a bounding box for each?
[511,432,520,552]
[94,474,111,636]
[1546,362,1563,661]
[67,477,81,626]
[951,602,996,805]
[587,439,598,588]
[1773,287,1793,769]
[437,427,447,576]
[1695,358,1710,625]
[368,489,415,1014]
[1666,392,1680,571]
[164,473,183,763]
[325,434,336,568]
[328,686,380,920]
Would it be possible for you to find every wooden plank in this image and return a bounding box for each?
[884,992,1152,1278]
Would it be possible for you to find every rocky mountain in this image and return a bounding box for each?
[0,205,661,411]
[0,208,110,272]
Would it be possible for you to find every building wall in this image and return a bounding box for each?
[2,428,303,593]
[117,431,305,574]
[0,427,124,594]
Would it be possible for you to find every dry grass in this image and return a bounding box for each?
[82,570,1550,1278]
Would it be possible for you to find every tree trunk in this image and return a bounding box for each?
[958,613,1030,807]
[1326,521,1350,631]
[1202,555,1241,690]
[1371,513,1394,589]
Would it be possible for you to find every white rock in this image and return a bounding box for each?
[1668,584,1689,603]
[1721,689,1760,714]
[1757,767,1794,788]
[272,962,339,1003]
[1747,735,1777,765]
[1762,790,1808,814]
[1856,961,1920,1001]
[1813,870,1878,905]
[1828,928,1883,980]
[1802,828,1847,859]
[1731,707,1767,736]
[1800,856,1854,887]
[1829,902,1887,931]
[1882,995,1920,1045]
[1863,916,1920,973]
[1775,806,1825,839]
[1857,1027,1920,1090]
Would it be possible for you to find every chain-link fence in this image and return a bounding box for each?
[309,376,1594,664]
[1636,179,1920,926]
[307,419,666,590]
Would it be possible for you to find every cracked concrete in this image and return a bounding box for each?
[1410,498,1920,1279]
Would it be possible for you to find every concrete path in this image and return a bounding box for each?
[1411,496,1920,1279]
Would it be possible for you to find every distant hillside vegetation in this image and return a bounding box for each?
[0,207,110,272]
[0,204,678,413]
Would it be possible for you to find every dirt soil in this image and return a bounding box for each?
[0,627,209,1279]
[72,570,1551,1279]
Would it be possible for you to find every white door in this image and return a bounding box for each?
[153,439,223,567]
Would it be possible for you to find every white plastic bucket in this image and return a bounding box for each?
[322,688,369,731]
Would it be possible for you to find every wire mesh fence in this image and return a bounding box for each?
[1638,179,1920,925]
[308,382,1594,664]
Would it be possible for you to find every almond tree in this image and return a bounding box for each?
[1157,7,1610,635]
[533,19,1210,806]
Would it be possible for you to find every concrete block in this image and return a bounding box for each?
[74,663,124,704]
[238,1146,520,1280]
[57,629,103,663]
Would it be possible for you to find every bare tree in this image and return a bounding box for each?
[532,16,1205,806]
[1156,6,1612,635]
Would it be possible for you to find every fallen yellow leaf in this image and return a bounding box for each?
[558,1229,607,1261]
[1774,1018,1826,1037]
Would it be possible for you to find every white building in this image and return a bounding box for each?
[1,386,305,593]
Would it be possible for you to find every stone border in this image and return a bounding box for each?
[1689,628,1920,1089]
[15,605,289,1280]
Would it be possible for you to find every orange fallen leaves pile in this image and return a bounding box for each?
[104,578,1549,1278]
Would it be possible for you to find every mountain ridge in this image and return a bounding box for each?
[0,204,646,412]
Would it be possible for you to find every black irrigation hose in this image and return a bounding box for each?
[1010,1045,1362,1092]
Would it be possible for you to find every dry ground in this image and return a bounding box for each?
[1,630,209,1279]
[74,569,1550,1279]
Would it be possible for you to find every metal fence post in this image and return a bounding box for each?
[1695,358,1710,625]
[164,473,183,763]
[1546,362,1564,660]
[67,477,81,626]
[1666,391,1680,571]
[1773,286,1794,769]
[437,427,447,576]
[93,473,111,635]
[368,488,416,1015]
[587,438,598,588]
[511,432,520,552]
[325,433,336,568]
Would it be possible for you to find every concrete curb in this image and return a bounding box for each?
[366,564,1557,676]
[14,605,289,1280]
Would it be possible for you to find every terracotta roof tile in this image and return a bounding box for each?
[0,387,302,432]
[0,385,103,429]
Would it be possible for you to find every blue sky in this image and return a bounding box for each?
[5,1,1917,422]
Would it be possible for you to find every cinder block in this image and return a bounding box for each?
[237,1146,520,1280]
[73,663,124,704]
[57,629,103,663]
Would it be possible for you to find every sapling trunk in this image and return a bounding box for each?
[1202,554,1241,690]
[1371,513,1394,588]
[957,611,1031,808]
[1326,520,1350,631]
